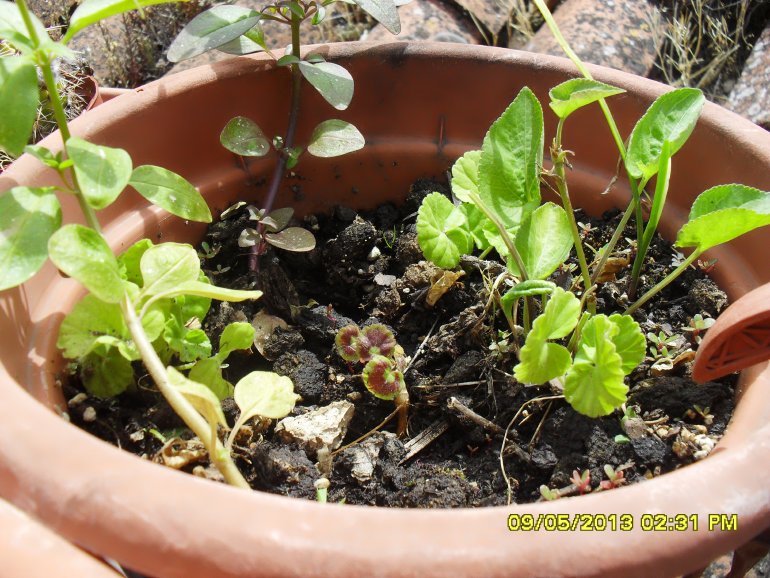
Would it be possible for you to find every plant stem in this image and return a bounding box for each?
[249,10,304,272]
[16,0,102,233]
[552,121,592,307]
[121,294,250,489]
[589,201,634,285]
[624,249,700,316]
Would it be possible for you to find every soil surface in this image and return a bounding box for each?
[66,178,736,508]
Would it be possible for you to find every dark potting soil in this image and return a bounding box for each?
[65,179,735,507]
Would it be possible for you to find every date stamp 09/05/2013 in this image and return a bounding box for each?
[507,513,739,533]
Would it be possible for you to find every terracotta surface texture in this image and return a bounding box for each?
[365,0,482,43]
[727,23,770,130]
[525,0,657,77]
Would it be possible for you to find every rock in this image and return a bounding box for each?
[275,400,355,455]
[525,0,657,77]
[272,349,325,404]
[727,24,770,130]
[686,278,728,318]
[365,0,481,44]
[443,350,485,383]
[631,436,668,465]
[339,432,396,484]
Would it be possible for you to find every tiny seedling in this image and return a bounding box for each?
[570,469,591,495]
[237,205,316,257]
[683,314,715,344]
[646,331,680,361]
[599,464,626,490]
[335,323,409,435]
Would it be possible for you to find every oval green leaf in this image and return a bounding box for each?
[67,136,132,209]
[167,5,261,63]
[549,78,625,120]
[265,227,316,252]
[139,243,201,298]
[352,0,400,34]
[510,202,573,280]
[217,24,265,55]
[0,1,46,52]
[64,0,182,44]
[307,119,364,158]
[189,358,234,400]
[48,224,125,303]
[298,61,354,111]
[0,56,39,157]
[234,371,298,420]
[479,87,543,234]
[220,116,269,157]
[130,165,212,223]
[675,184,770,252]
[626,88,705,181]
[0,187,61,290]
[218,321,256,359]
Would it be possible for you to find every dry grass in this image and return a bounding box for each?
[650,0,766,100]
[505,0,543,47]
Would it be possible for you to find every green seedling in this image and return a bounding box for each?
[646,331,680,361]
[599,464,626,490]
[237,206,317,263]
[683,314,715,344]
[539,485,559,501]
[412,1,770,420]
[570,469,591,495]
[335,323,409,435]
[168,0,402,273]
[0,0,304,489]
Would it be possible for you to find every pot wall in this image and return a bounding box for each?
[1,43,769,577]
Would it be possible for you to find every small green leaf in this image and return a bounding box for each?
[0,56,39,156]
[48,224,125,303]
[564,315,627,417]
[234,371,298,420]
[189,357,233,400]
[416,192,472,269]
[549,78,625,120]
[626,88,705,181]
[607,314,645,375]
[510,202,573,279]
[64,0,183,44]
[0,1,46,52]
[352,0,400,34]
[57,294,129,359]
[117,239,153,286]
[171,280,263,303]
[460,202,490,251]
[479,87,543,234]
[220,116,269,157]
[218,321,255,360]
[277,54,300,66]
[514,338,572,385]
[451,150,481,203]
[167,5,261,62]
[139,243,200,298]
[264,207,294,232]
[676,184,770,252]
[0,187,61,291]
[265,227,316,252]
[80,347,134,398]
[164,316,212,362]
[307,119,365,157]
[130,165,212,223]
[167,366,227,428]
[216,24,265,55]
[24,145,59,168]
[298,61,354,111]
[532,287,581,341]
[500,280,556,320]
[67,137,132,210]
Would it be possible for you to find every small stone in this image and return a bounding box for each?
[727,24,770,129]
[275,400,355,456]
[622,416,648,440]
[82,407,97,422]
[68,393,88,406]
[340,432,395,484]
[129,430,145,443]
[367,246,381,262]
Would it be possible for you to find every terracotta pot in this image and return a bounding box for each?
[1,43,769,578]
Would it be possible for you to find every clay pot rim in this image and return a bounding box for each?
[2,42,770,577]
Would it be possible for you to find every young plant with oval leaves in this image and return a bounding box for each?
[0,0,303,489]
[167,0,406,272]
[415,2,770,420]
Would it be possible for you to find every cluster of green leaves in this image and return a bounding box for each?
[169,0,405,164]
[416,76,770,418]
[335,323,405,400]
[237,206,316,253]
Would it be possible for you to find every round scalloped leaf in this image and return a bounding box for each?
[358,323,397,361]
[416,191,472,269]
[513,338,571,385]
[607,314,645,375]
[335,324,362,362]
[451,150,481,203]
[362,355,403,400]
